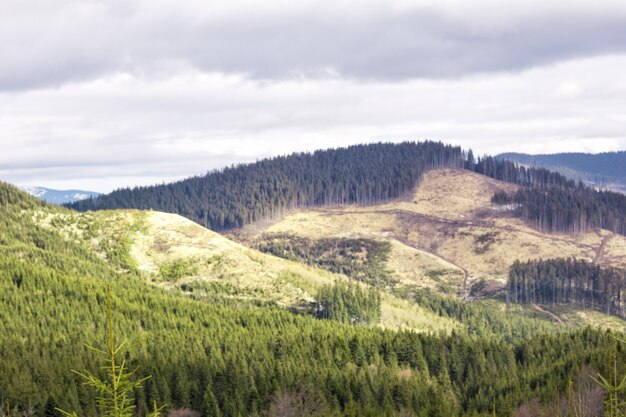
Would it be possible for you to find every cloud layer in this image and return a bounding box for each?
[3,0,626,90]
[1,0,626,191]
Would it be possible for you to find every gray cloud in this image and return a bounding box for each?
[2,1,626,191]
[2,53,626,191]
[2,0,626,90]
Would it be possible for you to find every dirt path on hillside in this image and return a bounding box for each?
[391,233,470,297]
[594,232,613,263]
[531,303,565,324]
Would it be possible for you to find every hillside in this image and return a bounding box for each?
[67,142,626,245]
[5,175,626,416]
[234,169,626,307]
[497,151,626,191]
[36,207,460,332]
[68,142,467,230]
[51,190,626,334]
[5,179,620,417]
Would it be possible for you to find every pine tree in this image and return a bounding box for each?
[57,287,163,417]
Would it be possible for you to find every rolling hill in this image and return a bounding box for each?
[6,142,626,416]
[68,142,467,230]
[35,207,460,333]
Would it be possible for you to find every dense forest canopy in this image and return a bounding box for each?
[507,258,626,318]
[469,156,577,189]
[69,142,467,230]
[254,234,394,287]
[314,281,381,325]
[492,186,626,235]
[469,156,626,236]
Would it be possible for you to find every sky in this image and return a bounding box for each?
[2,0,626,192]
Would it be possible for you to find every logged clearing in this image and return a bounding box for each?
[133,211,460,332]
[235,169,626,296]
[36,208,459,333]
[34,168,626,332]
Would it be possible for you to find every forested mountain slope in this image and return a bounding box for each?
[68,142,467,230]
[5,180,623,417]
[50,182,623,335]
[69,142,626,240]
[497,151,626,189]
[470,155,626,236]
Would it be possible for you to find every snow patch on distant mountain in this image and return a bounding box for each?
[20,187,100,204]
[21,186,48,198]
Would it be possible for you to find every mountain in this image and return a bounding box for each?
[4,178,613,417]
[68,141,467,230]
[233,168,626,319]
[20,185,100,204]
[496,151,626,191]
[69,141,626,240]
[5,141,626,416]
[0,174,620,417]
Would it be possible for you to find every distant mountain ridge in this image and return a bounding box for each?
[20,186,100,204]
[496,151,626,190]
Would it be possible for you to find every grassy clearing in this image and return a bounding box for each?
[34,209,147,272]
[551,305,626,332]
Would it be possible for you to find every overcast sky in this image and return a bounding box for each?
[2,0,626,192]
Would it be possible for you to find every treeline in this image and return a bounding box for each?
[315,282,381,325]
[497,151,626,187]
[492,187,626,235]
[67,141,626,237]
[470,156,626,236]
[255,234,393,286]
[507,258,626,317]
[68,142,466,230]
[407,287,560,342]
[469,155,576,190]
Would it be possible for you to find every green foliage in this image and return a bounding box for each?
[508,258,626,318]
[159,258,198,281]
[69,141,466,230]
[3,181,626,417]
[315,281,381,325]
[594,336,626,417]
[256,234,394,286]
[58,287,159,417]
[407,286,561,342]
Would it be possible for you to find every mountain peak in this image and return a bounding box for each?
[19,186,100,204]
